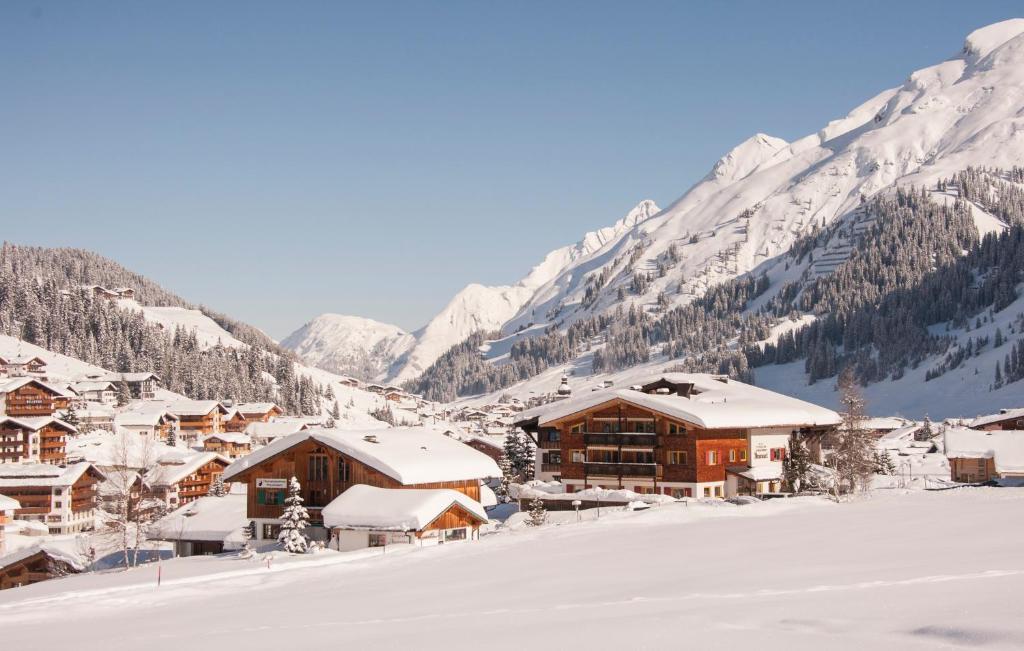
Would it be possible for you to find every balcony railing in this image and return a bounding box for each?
[584,462,659,477]
[540,463,562,473]
[536,438,561,449]
[584,433,657,447]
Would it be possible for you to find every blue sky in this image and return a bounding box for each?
[1,2,1020,338]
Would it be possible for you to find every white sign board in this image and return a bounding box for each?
[256,478,287,489]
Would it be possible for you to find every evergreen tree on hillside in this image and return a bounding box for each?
[782,434,813,492]
[827,370,876,498]
[278,477,310,554]
[496,454,512,503]
[526,497,547,527]
[915,416,934,442]
[115,381,131,407]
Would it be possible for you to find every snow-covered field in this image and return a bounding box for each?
[3,488,1023,650]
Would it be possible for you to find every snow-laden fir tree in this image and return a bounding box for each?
[166,425,177,448]
[60,403,80,430]
[873,449,897,475]
[782,433,813,492]
[826,370,876,498]
[495,454,512,503]
[278,476,310,553]
[915,416,934,442]
[115,380,131,407]
[210,474,226,497]
[526,497,546,527]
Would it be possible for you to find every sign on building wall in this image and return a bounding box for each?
[256,478,287,489]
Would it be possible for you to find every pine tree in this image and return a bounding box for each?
[496,454,512,503]
[278,477,310,553]
[115,380,131,407]
[526,497,546,527]
[782,433,813,492]
[330,400,341,420]
[827,369,876,498]
[210,474,226,497]
[166,425,178,448]
[60,403,80,430]
[873,449,897,475]
[915,416,934,442]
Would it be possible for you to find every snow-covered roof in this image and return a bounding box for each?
[0,377,74,398]
[66,430,179,468]
[166,400,227,417]
[726,465,782,481]
[321,485,489,532]
[244,420,308,439]
[0,462,104,488]
[148,492,249,542]
[223,427,502,485]
[0,416,77,433]
[145,452,229,487]
[0,543,87,572]
[944,428,1024,475]
[969,408,1024,429]
[97,372,160,383]
[203,433,252,446]
[70,380,117,393]
[516,374,841,430]
[235,402,281,415]
[0,493,21,511]
[856,416,914,431]
[115,405,179,427]
[0,355,46,366]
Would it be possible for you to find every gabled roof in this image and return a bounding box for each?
[166,400,228,417]
[70,380,117,393]
[100,372,161,383]
[223,427,502,485]
[235,402,282,416]
[115,405,179,427]
[969,408,1024,429]
[1,355,46,366]
[0,377,73,398]
[0,462,105,488]
[203,433,252,446]
[145,452,229,487]
[321,484,489,532]
[944,428,1024,475]
[516,374,841,430]
[0,493,21,511]
[148,492,249,542]
[0,416,77,433]
[0,543,87,573]
[244,420,309,439]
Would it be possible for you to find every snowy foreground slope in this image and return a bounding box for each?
[2,489,1023,650]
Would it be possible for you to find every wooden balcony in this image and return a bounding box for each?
[536,438,561,449]
[540,463,562,473]
[584,462,659,477]
[584,433,657,447]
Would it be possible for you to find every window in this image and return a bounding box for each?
[368,533,387,547]
[770,448,786,462]
[703,486,711,497]
[257,489,285,506]
[547,430,561,442]
[308,454,328,482]
[53,501,62,508]
[728,449,737,463]
[714,486,723,497]
[571,450,585,463]
[669,488,691,499]
[262,523,281,540]
[547,451,561,465]
[706,450,720,465]
[570,423,583,434]
[740,449,748,462]
[444,528,467,542]
[338,459,350,483]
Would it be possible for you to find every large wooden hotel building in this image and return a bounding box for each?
[516,374,840,498]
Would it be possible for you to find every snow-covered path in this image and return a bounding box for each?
[3,489,1023,650]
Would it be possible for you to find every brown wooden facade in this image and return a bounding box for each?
[150,457,230,507]
[232,438,481,525]
[3,382,63,417]
[0,421,70,465]
[176,412,222,437]
[949,456,995,483]
[202,436,252,459]
[972,415,1024,431]
[2,467,102,534]
[223,412,248,432]
[527,398,748,494]
[0,550,81,591]
[238,405,283,423]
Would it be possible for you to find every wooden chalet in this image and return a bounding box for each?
[515,374,840,499]
[148,491,249,557]
[0,463,105,535]
[0,378,73,417]
[202,433,253,459]
[322,484,489,551]
[0,545,85,590]
[144,452,231,509]
[944,427,1024,483]
[236,402,284,423]
[222,427,501,544]
[0,416,76,465]
[969,408,1024,431]
[114,406,179,441]
[69,380,117,404]
[222,407,248,433]
[90,372,160,400]
[0,355,48,379]
[463,435,504,462]
[166,400,228,442]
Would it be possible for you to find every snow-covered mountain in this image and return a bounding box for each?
[283,199,661,382]
[280,314,415,381]
[291,19,1024,415]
